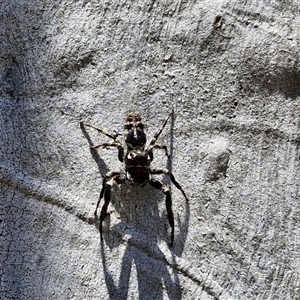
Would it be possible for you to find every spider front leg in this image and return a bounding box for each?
[81,122,120,140]
[81,122,124,162]
[149,110,173,147]
[95,172,126,241]
[149,179,175,247]
[151,168,188,201]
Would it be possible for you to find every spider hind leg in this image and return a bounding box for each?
[149,178,174,247]
[96,172,126,241]
[151,168,188,201]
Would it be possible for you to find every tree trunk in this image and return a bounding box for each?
[1,1,299,299]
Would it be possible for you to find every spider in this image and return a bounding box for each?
[81,111,188,246]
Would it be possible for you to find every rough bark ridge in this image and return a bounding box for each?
[1,1,300,299]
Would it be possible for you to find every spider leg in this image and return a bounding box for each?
[151,168,188,201]
[95,172,126,241]
[149,110,173,147]
[91,142,124,162]
[95,183,105,216]
[99,185,111,241]
[81,122,120,141]
[95,171,125,215]
[148,144,169,162]
[81,122,124,162]
[149,179,174,247]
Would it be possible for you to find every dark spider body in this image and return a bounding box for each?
[81,111,188,246]
[125,150,150,185]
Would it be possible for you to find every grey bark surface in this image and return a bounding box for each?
[1,1,300,299]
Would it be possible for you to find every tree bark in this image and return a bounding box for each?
[1,1,299,299]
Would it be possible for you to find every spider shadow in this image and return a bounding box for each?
[80,122,109,177]
[100,183,189,300]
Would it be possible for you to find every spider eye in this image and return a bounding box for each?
[124,124,133,130]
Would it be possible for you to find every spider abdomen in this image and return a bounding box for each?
[125,150,151,184]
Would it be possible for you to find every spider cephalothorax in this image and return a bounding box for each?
[81,111,188,246]
[124,112,146,150]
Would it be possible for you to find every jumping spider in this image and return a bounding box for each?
[81,111,188,246]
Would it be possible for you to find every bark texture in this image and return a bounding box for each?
[1,1,300,299]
